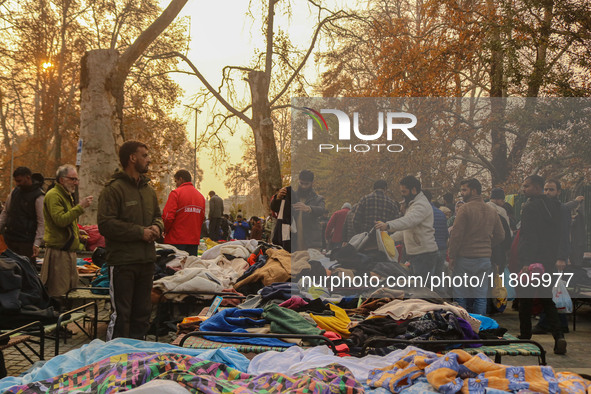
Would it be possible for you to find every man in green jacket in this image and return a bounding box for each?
[41,164,93,297]
[98,140,164,340]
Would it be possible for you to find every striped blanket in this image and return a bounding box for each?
[368,347,590,393]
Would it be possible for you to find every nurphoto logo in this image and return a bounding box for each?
[295,106,418,153]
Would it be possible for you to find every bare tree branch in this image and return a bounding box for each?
[270,8,351,107]
[114,0,188,83]
[150,51,253,127]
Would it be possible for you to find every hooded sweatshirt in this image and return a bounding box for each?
[97,170,164,266]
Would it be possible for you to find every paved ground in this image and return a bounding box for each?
[3,299,591,379]
[492,301,591,376]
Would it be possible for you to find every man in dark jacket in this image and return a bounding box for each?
[292,170,326,251]
[0,167,45,265]
[534,179,582,334]
[98,141,164,340]
[208,191,224,241]
[487,188,512,271]
[517,175,566,355]
[270,186,292,251]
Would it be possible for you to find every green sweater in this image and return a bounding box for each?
[43,183,84,251]
[97,170,164,266]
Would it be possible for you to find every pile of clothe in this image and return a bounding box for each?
[181,283,511,356]
[151,240,262,301]
[1,338,589,393]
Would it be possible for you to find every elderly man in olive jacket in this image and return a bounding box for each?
[42,164,93,297]
[98,141,164,340]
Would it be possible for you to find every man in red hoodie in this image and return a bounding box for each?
[162,170,205,255]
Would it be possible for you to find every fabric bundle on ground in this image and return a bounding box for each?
[4,352,364,394]
[153,255,248,301]
[199,308,293,347]
[262,303,323,338]
[310,303,351,338]
[200,240,258,260]
[367,346,591,394]
[370,299,481,332]
[399,310,478,344]
[234,248,292,293]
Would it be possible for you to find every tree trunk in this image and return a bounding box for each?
[78,49,121,224]
[77,0,188,224]
[248,70,282,211]
[487,0,508,185]
[506,1,554,179]
[0,90,10,152]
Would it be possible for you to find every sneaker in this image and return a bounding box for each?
[554,338,567,355]
[532,325,549,335]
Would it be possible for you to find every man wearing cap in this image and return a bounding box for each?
[292,170,326,251]
[325,203,351,251]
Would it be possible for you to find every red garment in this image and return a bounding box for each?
[325,208,350,243]
[162,182,206,245]
[79,224,106,251]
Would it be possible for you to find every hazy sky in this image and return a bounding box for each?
[168,0,355,198]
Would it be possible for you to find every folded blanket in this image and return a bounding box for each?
[367,347,591,393]
[263,304,322,339]
[199,307,293,347]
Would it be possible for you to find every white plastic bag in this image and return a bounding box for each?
[552,280,573,314]
[348,228,376,251]
[348,232,370,250]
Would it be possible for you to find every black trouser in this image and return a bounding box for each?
[519,297,563,338]
[208,217,222,241]
[107,262,154,340]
